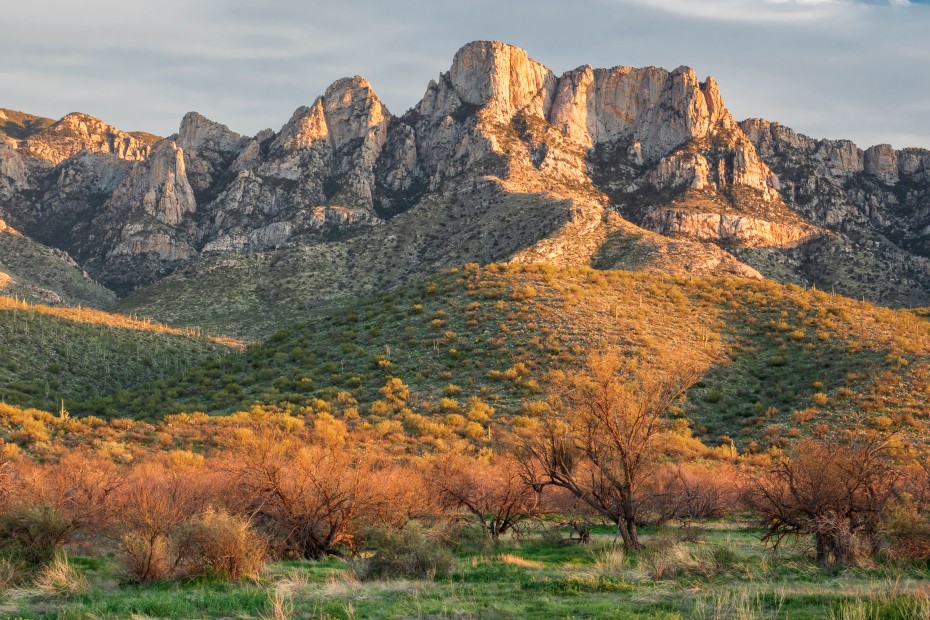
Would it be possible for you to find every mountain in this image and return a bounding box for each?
[1,42,929,336]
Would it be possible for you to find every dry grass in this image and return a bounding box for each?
[497,553,545,569]
[830,593,930,620]
[0,295,245,348]
[590,543,626,576]
[694,587,785,620]
[640,540,696,581]
[0,557,20,592]
[33,555,87,597]
[261,588,294,620]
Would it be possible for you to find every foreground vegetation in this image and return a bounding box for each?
[4,525,930,619]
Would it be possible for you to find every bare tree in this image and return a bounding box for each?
[227,432,383,559]
[428,452,539,540]
[745,432,899,567]
[518,348,700,549]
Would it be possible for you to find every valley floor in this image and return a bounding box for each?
[4,522,930,619]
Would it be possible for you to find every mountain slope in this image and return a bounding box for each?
[0,296,238,411]
[0,220,116,307]
[0,108,55,141]
[80,265,930,450]
[737,118,930,304]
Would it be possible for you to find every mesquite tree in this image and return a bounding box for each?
[518,348,699,549]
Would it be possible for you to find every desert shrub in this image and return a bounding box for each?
[427,453,539,540]
[110,460,205,581]
[642,463,741,527]
[0,504,72,567]
[1,454,123,567]
[119,529,177,582]
[363,526,453,580]
[228,433,386,559]
[179,508,266,581]
[884,496,930,563]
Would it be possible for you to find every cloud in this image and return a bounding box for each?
[621,0,924,22]
[621,0,842,22]
[1,0,929,149]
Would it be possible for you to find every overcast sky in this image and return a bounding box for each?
[2,0,928,149]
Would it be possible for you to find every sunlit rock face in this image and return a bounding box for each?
[14,113,155,165]
[1,40,930,305]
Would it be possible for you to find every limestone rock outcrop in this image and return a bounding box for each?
[641,210,817,247]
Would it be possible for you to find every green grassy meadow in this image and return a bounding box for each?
[4,523,930,619]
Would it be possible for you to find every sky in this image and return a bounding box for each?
[2,0,929,149]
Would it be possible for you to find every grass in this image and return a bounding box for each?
[3,523,929,619]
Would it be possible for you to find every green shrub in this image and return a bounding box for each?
[363,526,453,580]
[444,523,493,552]
[0,505,72,567]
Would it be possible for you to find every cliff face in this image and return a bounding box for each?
[1,40,929,314]
[738,118,930,304]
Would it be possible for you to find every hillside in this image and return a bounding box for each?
[0,296,238,411]
[0,108,55,140]
[78,264,930,449]
[0,224,116,308]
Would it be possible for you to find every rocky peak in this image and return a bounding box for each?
[449,40,556,120]
[864,144,899,185]
[898,148,930,182]
[271,102,330,152]
[175,112,246,194]
[176,112,243,157]
[700,76,728,127]
[321,76,390,151]
[272,76,389,155]
[546,62,737,161]
[14,111,158,165]
[108,140,196,227]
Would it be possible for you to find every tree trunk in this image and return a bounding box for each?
[625,515,642,550]
[814,532,828,565]
[617,517,642,550]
